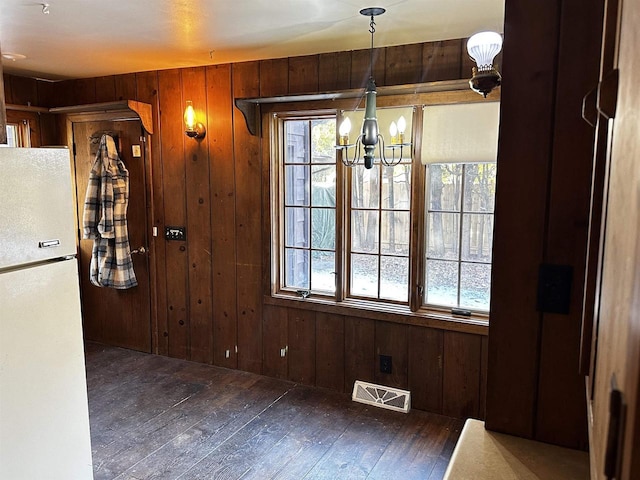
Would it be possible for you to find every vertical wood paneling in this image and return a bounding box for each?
[115,74,137,101]
[535,0,603,449]
[344,317,375,392]
[315,312,345,392]
[288,55,319,94]
[351,48,386,89]
[480,336,489,420]
[94,76,116,102]
[374,321,408,389]
[136,70,167,355]
[408,326,444,413]
[443,331,482,419]
[71,78,97,105]
[3,74,13,104]
[486,0,561,438]
[422,40,463,82]
[260,58,289,97]
[207,64,238,369]
[9,76,38,106]
[385,44,423,85]
[318,51,352,92]
[288,309,316,385]
[232,61,263,374]
[263,305,288,379]
[158,69,189,359]
[182,67,213,364]
[36,80,56,108]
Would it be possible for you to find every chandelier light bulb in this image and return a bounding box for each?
[339,117,352,136]
[467,31,503,70]
[389,121,398,139]
[397,116,406,134]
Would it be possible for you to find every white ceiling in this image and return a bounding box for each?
[0,0,504,81]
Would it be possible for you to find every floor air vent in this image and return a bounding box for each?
[352,380,411,413]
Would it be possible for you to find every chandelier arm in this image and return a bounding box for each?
[378,133,389,166]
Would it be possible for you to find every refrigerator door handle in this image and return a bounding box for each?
[38,239,61,248]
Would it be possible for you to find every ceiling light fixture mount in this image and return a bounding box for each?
[467,31,503,97]
[335,7,411,169]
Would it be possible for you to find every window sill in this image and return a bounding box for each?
[264,293,489,336]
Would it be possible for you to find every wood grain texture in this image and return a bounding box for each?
[535,0,603,450]
[206,63,238,369]
[182,67,214,364]
[422,40,463,83]
[94,76,116,103]
[288,55,319,94]
[8,75,37,106]
[136,70,167,356]
[2,73,12,105]
[287,308,316,385]
[315,312,345,392]
[351,47,386,89]
[115,74,137,101]
[345,316,375,392]
[233,61,263,374]
[385,44,423,85]
[158,69,189,359]
[375,321,409,389]
[485,0,561,439]
[260,58,289,97]
[262,304,288,379]
[409,326,444,413]
[318,51,352,92]
[443,331,482,419]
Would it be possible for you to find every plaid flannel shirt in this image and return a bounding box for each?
[82,134,138,289]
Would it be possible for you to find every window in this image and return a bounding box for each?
[2,121,31,148]
[350,158,411,302]
[281,117,337,294]
[425,163,496,312]
[271,100,499,321]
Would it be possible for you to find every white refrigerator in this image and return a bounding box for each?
[0,147,94,479]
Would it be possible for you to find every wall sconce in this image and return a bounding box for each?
[467,31,503,98]
[184,100,206,139]
[334,7,411,169]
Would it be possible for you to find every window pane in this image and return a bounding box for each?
[427,212,459,260]
[285,207,309,248]
[461,214,494,263]
[351,253,378,298]
[311,251,335,293]
[285,165,310,206]
[428,164,462,211]
[382,164,411,210]
[381,211,410,255]
[311,119,336,163]
[311,165,336,207]
[285,121,309,164]
[285,248,309,289]
[425,260,458,307]
[380,256,408,302]
[311,208,335,249]
[351,210,379,253]
[463,163,497,213]
[352,165,380,209]
[460,262,491,311]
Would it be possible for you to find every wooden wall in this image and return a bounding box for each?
[5,39,487,421]
[486,0,604,450]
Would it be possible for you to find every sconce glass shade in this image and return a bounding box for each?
[467,31,503,97]
[184,100,206,138]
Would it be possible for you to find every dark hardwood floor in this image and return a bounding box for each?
[85,342,463,480]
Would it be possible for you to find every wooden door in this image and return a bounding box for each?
[72,120,152,352]
[586,0,640,477]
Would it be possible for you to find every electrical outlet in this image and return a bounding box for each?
[380,354,392,374]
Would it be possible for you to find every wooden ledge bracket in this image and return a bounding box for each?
[234,79,472,137]
[50,100,154,134]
